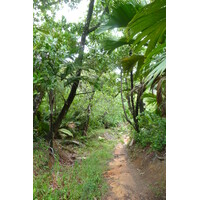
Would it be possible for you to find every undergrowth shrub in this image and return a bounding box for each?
[135,111,166,151]
[33,130,117,200]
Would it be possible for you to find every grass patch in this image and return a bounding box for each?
[33,129,118,200]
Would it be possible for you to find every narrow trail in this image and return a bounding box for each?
[104,135,151,200]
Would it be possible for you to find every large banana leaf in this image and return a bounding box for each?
[126,0,166,56]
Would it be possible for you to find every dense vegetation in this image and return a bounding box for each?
[33,0,166,199]
[34,129,122,199]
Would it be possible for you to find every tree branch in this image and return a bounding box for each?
[87,5,109,34]
[88,22,101,33]
[76,91,95,96]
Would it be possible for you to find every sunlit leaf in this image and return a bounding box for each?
[58,129,73,137]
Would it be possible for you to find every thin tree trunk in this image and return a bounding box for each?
[47,90,55,169]
[137,84,146,115]
[130,71,136,117]
[125,78,134,117]
[102,111,108,128]
[135,92,140,120]
[130,71,139,132]
[83,88,95,136]
[33,90,44,119]
[120,68,133,126]
[53,0,95,137]
[139,98,144,113]
[54,90,56,115]
[48,90,54,148]
[129,50,136,119]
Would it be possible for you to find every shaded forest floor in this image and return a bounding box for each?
[33,126,165,199]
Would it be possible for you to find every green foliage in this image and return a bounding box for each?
[126,0,166,56]
[58,128,73,137]
[89,92,123,129]
[144,52,166,86]
[101,36,134,54]
[142,92,158,112]
[135,111,166,151]
[33,4,166,200]
[64,90,123,135]
[121,53,144,73]
[66,149,112,199]
[33,130,117,200]
[33,20,78,90]
[96,0,143,34]
[33,0,125,138]
[95,0,166,121]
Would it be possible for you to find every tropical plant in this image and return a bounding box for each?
[96,0,166,119]
[33,1,166,199]
[136,111,166,151]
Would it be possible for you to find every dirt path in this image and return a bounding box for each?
[103,135,151,200]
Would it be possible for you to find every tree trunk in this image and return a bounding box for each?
[135,92,140,120]
[33,90,44,119]
[102,111,108,128]
[125,78,134,117]
[83,89,95,136]
[120,68,133,126]
[47,90,55,169]
[129,49,136,119]
[48,90,54,148]
[130,71,139,132]
[53,71,81,137]
[53,0,96,137]
[48,90,55,169]
[139,98,144,113]
[54,90,56,115]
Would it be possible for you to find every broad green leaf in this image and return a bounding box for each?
[102,37,134,54]
[58,129,73,137]
[142,93,157,105]
[121,54,144,72]
[126,0,166,56]
[96,1,143,34]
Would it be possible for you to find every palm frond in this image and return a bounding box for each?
[96,1,143,34]
[102,36,134,54]
[145,57,166,87]
[126,0,166,56]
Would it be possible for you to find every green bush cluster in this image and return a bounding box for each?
[135,111,166,151]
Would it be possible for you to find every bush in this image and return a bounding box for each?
[135,111,166,151]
